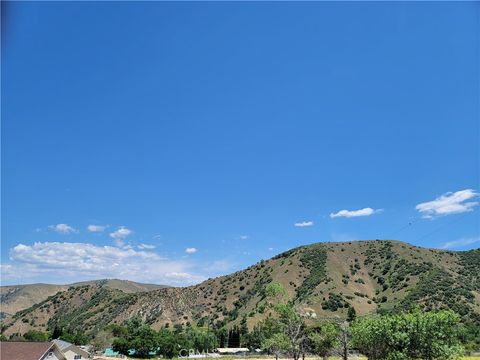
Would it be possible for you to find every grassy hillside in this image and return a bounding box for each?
[2,240,479,338]
[0,279,167,319]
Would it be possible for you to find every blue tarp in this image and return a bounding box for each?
[104,347,158,356]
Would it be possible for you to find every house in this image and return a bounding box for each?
[52,340,90,360]
[0,341,66,360]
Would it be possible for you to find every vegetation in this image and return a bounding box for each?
[110,316,219,358]
[308,323,340,360]
[23,330,49,342]
[296,245,328,300]
[350,309,464,360]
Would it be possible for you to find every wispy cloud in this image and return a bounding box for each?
[2,242,204,286]
[330,232,358,242]
[239,235,249,240]
[87,224,107,233]
[441,237,480,249]
[49,224,78,234]
[109,226,133,247]
[416,189,478,218]
[185,247,197,254]
[138,243,156,250]
[202,259,236,274]
[330,207,381,218]
[294,221,314,227]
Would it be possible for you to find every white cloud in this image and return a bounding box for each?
[138,243,156,250]
[268,247,274,251]
[49,224,78,234]
[441,237,480,249]
[239,235,249,240]
[416,189,479,218]
[87,224,107,233]
[109,226,133,246]
[3,242,204,286]
[330,207,381,218]
[294,221,314,227]
[185,247,197,254]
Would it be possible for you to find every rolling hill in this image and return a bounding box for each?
[1,240,479,338]
[0,279,168,319]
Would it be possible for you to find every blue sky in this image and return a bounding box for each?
[1,2,479,286]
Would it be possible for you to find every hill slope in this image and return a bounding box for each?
[2,240,479,337]
[0,279,168,319]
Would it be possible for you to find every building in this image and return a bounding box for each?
[216,347,249,355]
[0,341,66,360]
[52,340,90,360]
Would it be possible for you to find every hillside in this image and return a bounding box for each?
[0,279,168,319]
[1,240,479,338]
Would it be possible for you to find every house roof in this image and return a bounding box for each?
[52,339,90,357]
[52,339,72,351]
[0,341,61,360]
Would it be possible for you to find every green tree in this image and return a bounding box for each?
[131,325,158,358]
[106,324,128,337]
[112,316,158,357]
[263,282,307,360]
[265,282,288,305]
[276,303,306,360]
[60,331,89,345]
[156,328,177,358]
[347,306,357,323]
[308,323,339,360]
[51,326,62,339]
[23,330,49,342]
[350,309,463,360]
[112,337,130,356]
[262,332,290,360]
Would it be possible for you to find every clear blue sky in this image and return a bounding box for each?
[1,1,479,286]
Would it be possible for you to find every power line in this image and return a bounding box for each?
[413,212,472,243]
[385,217,419,240]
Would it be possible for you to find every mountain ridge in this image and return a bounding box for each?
[1,240,478,338]
[0,279,169,319]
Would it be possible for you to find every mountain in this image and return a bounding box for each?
[0,279,168,319]
[1,240,479,338]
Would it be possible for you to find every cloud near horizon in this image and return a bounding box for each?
[294,221,314,227]
[416,189,478,218]
[330,207,381,218]
[2,241,205,286]
[440,237,480,249]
